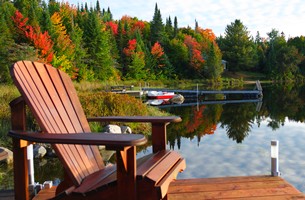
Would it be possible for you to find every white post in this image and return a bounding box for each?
[271,140,280,176]
[27,144,35,185]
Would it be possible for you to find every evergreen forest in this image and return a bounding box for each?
[0,0,304,84]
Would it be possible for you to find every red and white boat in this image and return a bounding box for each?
[147,91,175,99]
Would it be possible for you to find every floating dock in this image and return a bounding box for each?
[143,80,263,99]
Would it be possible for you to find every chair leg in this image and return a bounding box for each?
[116,146,137,200]
[12,139,29,200]
[10,97,29,200]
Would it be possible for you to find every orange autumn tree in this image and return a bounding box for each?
[197,28,216,42]
[12,10,54,63]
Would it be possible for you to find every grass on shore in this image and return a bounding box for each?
[222,71,267,82]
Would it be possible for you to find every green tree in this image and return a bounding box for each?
[0,1,16,82]
[173,16,178,37]
[265,29,303,80]
[0,14,14,82]
[13,0,42,27]
[276,45,303,80]
[40,1,52,32]
[265,29,284,75]
[167,38,189,78]
[124,39,146,80]
[83,10,117,80]
[254,31,267,71]
[150,3,164,44]
[288,36,305,75]
[205,42,223,79]
[126,51,146,80]
[219,19,257,72]
[165,16,173,39]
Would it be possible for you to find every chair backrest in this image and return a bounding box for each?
[11,61,104,186]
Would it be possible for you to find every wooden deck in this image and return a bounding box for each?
[1,175,300,199]
[168,176,305,200]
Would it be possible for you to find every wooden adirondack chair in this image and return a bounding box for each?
[9,61,186,200]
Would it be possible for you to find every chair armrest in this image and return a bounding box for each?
[88,116,182,153]
[87,116,182,123]
[8,130,147,149]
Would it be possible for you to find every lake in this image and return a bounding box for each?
[2,83,305,192]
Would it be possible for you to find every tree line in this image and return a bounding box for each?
[218,19,305,81]
[0,1,304,84]
[0,0,223,83]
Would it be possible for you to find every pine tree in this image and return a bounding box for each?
[165,16,173,39]
[150,3,164,44]
[41,1,52,32]
[70,24,91,81]
[174,16,178,37]
[96,0,101,14]
[195,19,198,31]
[220,19,257,71]
[48,0,60,16]
[83,10,117,80]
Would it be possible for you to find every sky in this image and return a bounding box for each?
[68,0,305,38]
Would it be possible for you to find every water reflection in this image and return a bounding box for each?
[165,99,260,146]
[160,83,305,192]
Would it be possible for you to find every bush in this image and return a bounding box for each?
[78,91,167,134]
[0,85,19,148]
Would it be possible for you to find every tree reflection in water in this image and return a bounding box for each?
[165,83,305,147]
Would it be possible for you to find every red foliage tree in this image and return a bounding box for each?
[106,21,118,35]
[132,21,145,32]
[184,35,204,70]
[123,39,137,57]
[12,10,54,63]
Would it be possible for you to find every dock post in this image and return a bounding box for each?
[271,140,281,176]
[27,144,35,185]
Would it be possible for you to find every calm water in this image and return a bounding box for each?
[2,83,305,192]
[140,83,305,192]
